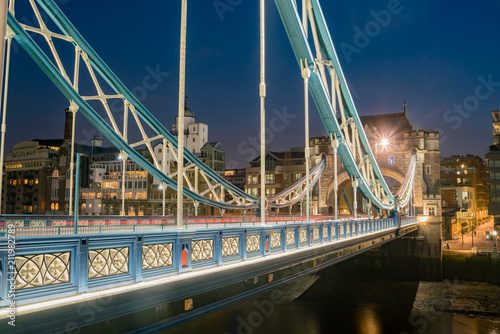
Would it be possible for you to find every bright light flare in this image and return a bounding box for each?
[380,138,389,148]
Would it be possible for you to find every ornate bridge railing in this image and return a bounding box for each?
[0,215,345,236]
[0,216,418,308]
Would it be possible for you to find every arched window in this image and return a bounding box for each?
[51,170,60,199]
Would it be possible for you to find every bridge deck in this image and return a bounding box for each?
[0,217,418,329]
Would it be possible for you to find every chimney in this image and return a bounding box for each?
[64,107,73,142]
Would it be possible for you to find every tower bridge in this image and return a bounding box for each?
[311,111,441,219]
[0,0,442,331]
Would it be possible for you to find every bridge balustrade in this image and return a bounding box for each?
[0,217,419,307]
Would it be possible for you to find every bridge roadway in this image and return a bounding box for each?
[0,216,418,333]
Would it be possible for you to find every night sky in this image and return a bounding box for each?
[5,0,500,168]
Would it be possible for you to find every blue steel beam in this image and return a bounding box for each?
[7,12,257,211]
[308,0,393,200]
[273,0,395,210]
[34,0,256,205]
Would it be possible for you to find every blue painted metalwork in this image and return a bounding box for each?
[273,0,418,211]
[0,216,418,308]
[74,153,80,234]
[6,5,256,211]
[7,0,417,213]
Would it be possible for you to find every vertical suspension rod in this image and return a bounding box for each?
[162,137,167,216]
[333,135,338,221]
[0,0,10,214]
[259,0,266,226]
[177,0,188,228]
[301,60,310,222]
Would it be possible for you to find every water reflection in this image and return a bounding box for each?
[164,267,500,334]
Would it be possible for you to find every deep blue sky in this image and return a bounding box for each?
[5,0,500,168]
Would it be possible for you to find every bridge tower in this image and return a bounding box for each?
[312,111,441,223]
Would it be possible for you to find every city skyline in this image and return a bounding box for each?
[4,1,500,167]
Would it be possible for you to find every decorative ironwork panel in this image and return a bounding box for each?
[339,225,345,237]
[270,232,281,248]
[222,237,240,257]
[286,231,295,246]
[346,224,351,235]
[89,247,129,279]
[313,228,320,241]
[53,220,67,226]
[323,227,328,240]
[299,229,307,243]
[332,226,336,237]
[143,243,173,270]
[15,252,71,290]
[247,234,261,253]
[29,220,45,227]
[192,239,214,262]
[13,220,24,227]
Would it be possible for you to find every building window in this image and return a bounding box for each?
[51,180,59,199]
[252,175,258,185]
[389,156,394,165]
[295,173,301,181]
[425,165,431,174]
[428,206,436,216]
[265,174,275,184]
[193,138,195,142]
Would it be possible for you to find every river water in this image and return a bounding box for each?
[164,268,500,334]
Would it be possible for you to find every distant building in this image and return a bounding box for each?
[440,155,488,237]
[2,103,227,216]
[1,139,60,214]
[245,148,311,214]
[172,105,208,155]
[486,110,500,231]
[201,142,225,177]
[224,168,246,192]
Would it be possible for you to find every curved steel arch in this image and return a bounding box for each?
[6,0,416,213]
[274,0,416,212]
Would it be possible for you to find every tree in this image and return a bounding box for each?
[460,220,468,246]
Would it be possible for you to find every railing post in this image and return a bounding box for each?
[177,232,194,273]
[74,153,80,234]
[0,249,9,307]
[76,238,88,293]
[134,236,143,283]
[242,230,248,260]
[216,232,223,266]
